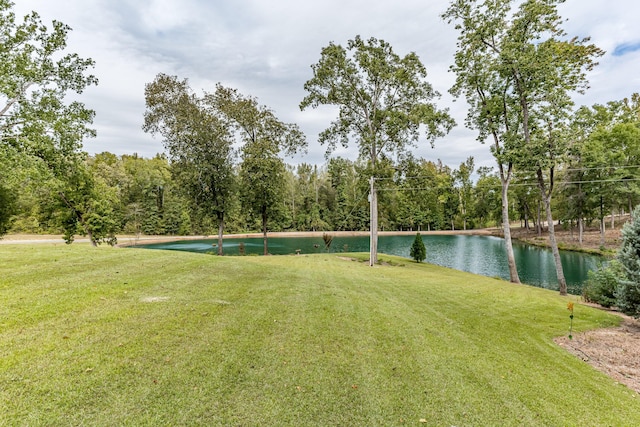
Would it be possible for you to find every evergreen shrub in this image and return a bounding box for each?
[410,232,426,263]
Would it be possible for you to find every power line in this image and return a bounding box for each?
[372,165,640,183]
[377,177,640,192]
[564,165,640,172]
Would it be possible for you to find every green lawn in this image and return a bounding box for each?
[0,244,637,426]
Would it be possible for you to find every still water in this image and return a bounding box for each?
[138,234,604,295]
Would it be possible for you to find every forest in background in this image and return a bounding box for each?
[4,129,639,241]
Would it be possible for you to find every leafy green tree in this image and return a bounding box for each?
[473,167,502,228]
[443,0,521,282]
[564,96,640,246]
[604,97,640,223]
[510,171,540,233]
[238,139,287,254]
[561,108,597,243]
[48,159,119,246]
[301,35,454,263]
[327,157,369,231]
[410,232,426,263]
[444,0,602,293]
[0,181,15,235]
[576,113,615,244]
[616,206,640,316]
[143,74,235,255]
[1,151,53,233]
[211,85,306,255]
[287,163,331,231]
[454,157,475,230]
[0,1,98,239]
[394,156,451,231]
[434,162,458,231]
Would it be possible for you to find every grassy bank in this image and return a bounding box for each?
[1,244,637,425]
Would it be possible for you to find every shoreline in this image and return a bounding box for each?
[0,229,495,246]
[118,229,494,246]
[1,227,617,257]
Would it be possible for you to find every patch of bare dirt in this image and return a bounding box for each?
[497,225,623,254]
[555,313,640,394]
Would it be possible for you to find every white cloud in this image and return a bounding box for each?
[11,0,640,169]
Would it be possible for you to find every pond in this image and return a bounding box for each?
[136,234,604,295]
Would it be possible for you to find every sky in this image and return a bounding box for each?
[13,0,640,171]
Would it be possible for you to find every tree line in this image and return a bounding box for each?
[5,143,638,244]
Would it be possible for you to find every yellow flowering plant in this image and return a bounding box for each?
[567,302,575,339]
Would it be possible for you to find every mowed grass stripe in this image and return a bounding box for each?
[0,245,637,426]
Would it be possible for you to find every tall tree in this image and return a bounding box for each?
[301,35,454,263]
[568,103,621,244]
[327,157,370,231]
[454,157,475,230]
[395,157,439,231]
[562,106,601,244]
[238,138,287,254]
[514,5,602,294]
[289,164,331,231]
[473,167,503,228]
[210,85,306,255]
[443,0,602,292]
[51,159,119,246]
[143,74,235,255]
[0,1,100,241]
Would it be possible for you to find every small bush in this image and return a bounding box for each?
[410,232,426,263]
[583,260,622,308]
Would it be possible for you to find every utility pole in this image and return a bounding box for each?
[369,176,378,266]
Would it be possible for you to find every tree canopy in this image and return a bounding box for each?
[143,74,236,255]
[211,85,307,255]
[0,0,97,161]
[0,0,104,243]
[300,35,454,168]
[443,0,603,290]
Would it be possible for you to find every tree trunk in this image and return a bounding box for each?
[569,219,574,240]
[537,169,567,295]
[578,217,584,245]
[77,214,97,247]
[599,196,605,247]
[501,181,520,284]
[611,208,615,230]
[86,227,97,247]
[369,178,378,266]
[217,212,224,256]
[543,194,567,295]
[262,205,268,256]
[536,201,542,236]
